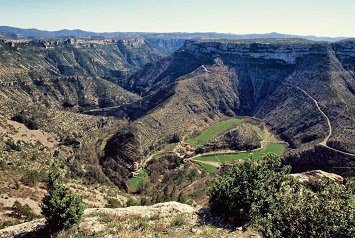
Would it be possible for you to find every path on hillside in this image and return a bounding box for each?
[282,82,355,157]
[201,65,211,73]
[283,83,332,146]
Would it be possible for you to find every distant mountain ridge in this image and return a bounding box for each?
[0,26,349,42]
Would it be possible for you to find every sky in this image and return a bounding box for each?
[0,0,354,37]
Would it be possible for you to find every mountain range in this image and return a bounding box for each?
[0,25,350,43]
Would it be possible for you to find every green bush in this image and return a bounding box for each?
[11,200,35,221]
[169,133,180,143]
[41,164,84,233]
[61,136,80,148]
[177,192,187,204]
[208,154,354,237]
[21,170,42,187]
[208,154,291,223]
[250,179,354,238]
[4,139,21,151]
[106,198,122,208]
[11,110,39,130]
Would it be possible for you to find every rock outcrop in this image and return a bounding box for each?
[291,170,344,185]
[182,39,324,64]
[85,201,194,218]
[0,202,194,237]
[0,202,261,238]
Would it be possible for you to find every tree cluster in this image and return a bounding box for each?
[208,154,354,238]
[11,110,39,130]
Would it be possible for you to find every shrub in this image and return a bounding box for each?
[61,136,80,148]
[250,179,354,238]
[41,164,84,233]
[11,110,39,130]
[208,154,291,223]
[4,139,21,151]
[208,154,354,237]
[177,192,187,204]
[21,170,41,187]
[106,198,122,208]
[171,214,186,227]
[169,133,180,143]
[11,200,35,221]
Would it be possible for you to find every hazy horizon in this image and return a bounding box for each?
[0,0,354,37]
[1,25,351,39]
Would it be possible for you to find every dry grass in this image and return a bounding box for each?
[55,209,260,238]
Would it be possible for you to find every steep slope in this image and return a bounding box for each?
[102,64,240,187]
[103,39,355,187]
[0,38,165,81]
[0,37,171,112]
[0,37,166,219]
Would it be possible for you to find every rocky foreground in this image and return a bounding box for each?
[0,170,344,237]
[0,201,260,238]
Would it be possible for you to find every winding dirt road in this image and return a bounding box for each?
[284,82,355,157]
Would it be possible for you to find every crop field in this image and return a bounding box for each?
[193,121,285,170]
[196,142,285,165]
[186,118,243,147]
[197,162,218,173]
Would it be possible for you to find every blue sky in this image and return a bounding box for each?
[0,0,354,37]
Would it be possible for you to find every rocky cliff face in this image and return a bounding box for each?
[182,39,324,64]
[333,40,355,58]
[0,37,169,112]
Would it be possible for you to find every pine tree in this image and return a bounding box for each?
[41,163,84,233]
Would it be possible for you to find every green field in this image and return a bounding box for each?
[186,118,243,147]
[189,118,286,172]
[197,162,218,173]
[250,125,266,140]
[196,142,285,164]
[127,169,148,193]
